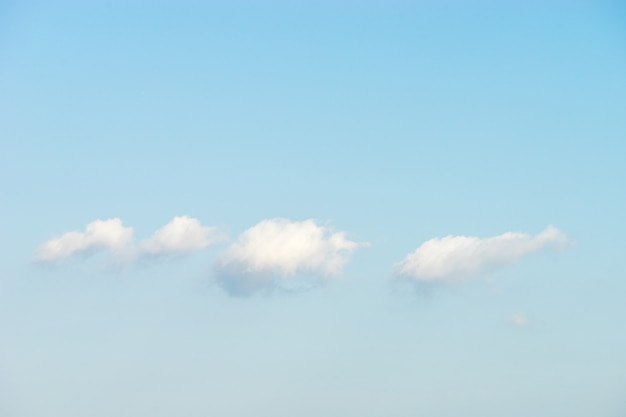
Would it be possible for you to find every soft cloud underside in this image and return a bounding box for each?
[215,218,361,296]
[396,225,570,283]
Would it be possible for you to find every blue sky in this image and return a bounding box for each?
[1,1,626,416]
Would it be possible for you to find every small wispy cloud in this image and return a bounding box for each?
[214,218,364,296]
[395,225,571,284]
[35,218,133,263]
[140,215,225,257]
[35,216,223,266]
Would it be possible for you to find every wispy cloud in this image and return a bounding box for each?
[35,218,133,263]
[214,218,364,296]
[35,216,223,266]
[395,225,571,284]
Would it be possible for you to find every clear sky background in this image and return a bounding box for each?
[1,1,626,416]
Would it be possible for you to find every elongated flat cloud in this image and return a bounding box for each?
[35,218,133,263]
[214,218,363,296]
[396,225,570,284]
[140,215,224,256]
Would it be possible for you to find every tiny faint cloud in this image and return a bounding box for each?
[507,313,529,327]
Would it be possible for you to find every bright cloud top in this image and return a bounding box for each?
[396,225,570,283]
[215,218,363,295]
[140,215,224,256]
[35,218,133,263]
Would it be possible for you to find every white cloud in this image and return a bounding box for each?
[35,218,133,263]
[507,313,529,327]
[396,225,570,284]
[140,215,224,256]
[214,218,363,296]
[35,216,223,266]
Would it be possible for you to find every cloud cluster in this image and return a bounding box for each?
[35,219,571,300]
[395,225,570,284]
[35,218,133,263]
[214,218,362,296]
[35,216,220,264]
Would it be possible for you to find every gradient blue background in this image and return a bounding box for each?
[1,1,625,416]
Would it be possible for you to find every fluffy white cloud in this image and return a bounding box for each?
[396,225,570,284]
[507,313,529,327]
[214,218,362,296]
[140,215,223,256]
[35,218,133,263]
